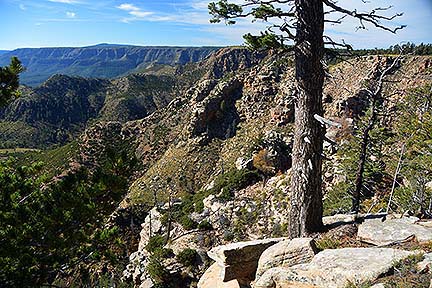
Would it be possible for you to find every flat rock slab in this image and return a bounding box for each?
[253,248,418,288]
[208,237,286,282]
[358,217,432,245]
[198,263,240,288]
[322,214,356,226]
[256,238,317,280]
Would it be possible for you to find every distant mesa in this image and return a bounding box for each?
[0,44,221,87]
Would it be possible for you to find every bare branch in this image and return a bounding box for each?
[323,0,406,33]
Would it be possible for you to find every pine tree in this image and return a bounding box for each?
[209,0,404,236]
[0,56,25,107]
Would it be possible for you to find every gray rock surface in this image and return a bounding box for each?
[358,217,432,245]
[208,238,286,283]
[253,248,417,288]
[322,214,356,226]
[255,238,317,280]
[417,252,432,273]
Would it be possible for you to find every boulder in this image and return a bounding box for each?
[255,238,317,280]
[235,157,254,170]
[208,238,286,284]
[417,252,432,273]
[369,284,386,288]
[253,248,417,288]
[139,207,163,251]
[139,278,154,288]
[358,217,432,245]
[198,263,240,288]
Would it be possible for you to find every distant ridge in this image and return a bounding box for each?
[0,44,221,86]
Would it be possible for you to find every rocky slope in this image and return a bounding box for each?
[71,48,432,287]
[0,44,219,86]
[4,46,430,286]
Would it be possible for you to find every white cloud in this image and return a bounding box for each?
[19,4,26,10]
[66,11,76,18]
[117,3,140,11]
[129,11,154,18]
[48,0,80,3]
[117,3,154,20]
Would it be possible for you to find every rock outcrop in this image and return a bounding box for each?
[253,248,418,288]
[255,238,317,280]
[358,215,432,245]
[207,238,286,285]
[197,263,240,288]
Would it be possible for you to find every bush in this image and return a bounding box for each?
[198,220,213,231]
[212,169,261,201]
[146,235,165,253]
[146,258,170,284]
[253,149,275,175]
[176,248,198,267]
[180,215,198,230]
[315,237,342,251]
[153,247,174,259]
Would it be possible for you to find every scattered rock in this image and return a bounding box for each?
[139,278,154,288]
[417,252,432,273]
[197,263,240,288]
[255,238,317,280]
[235,157,254,170]
[358,217,432,245]
[369,284,386,288]
[208,238,286,284]
[253,248,417,288]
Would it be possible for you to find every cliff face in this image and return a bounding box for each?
[0,45,219,86]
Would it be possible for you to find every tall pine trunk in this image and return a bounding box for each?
[288,0,325,237]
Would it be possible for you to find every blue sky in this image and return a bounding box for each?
[1,0,431,50]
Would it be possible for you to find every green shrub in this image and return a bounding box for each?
[146,235,165,253]
[315,237,342,251]
[146,258,170,284]
[198,220,213,231]
[210,169,261,202]
[180,215,198,230]
[176,248,198,267]
[153,247,174,259]
[324,182,352,216]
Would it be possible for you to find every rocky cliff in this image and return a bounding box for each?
[84,50,430,287]
[0,44,219,86]
[4,46,431,287]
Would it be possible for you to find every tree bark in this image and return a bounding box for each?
[288,0,325,237]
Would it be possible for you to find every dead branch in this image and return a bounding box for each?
[323,0,406,33]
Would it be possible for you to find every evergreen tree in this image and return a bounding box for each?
[390,84,432,215]
[209,0,404,236]
[0,56,25,107]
